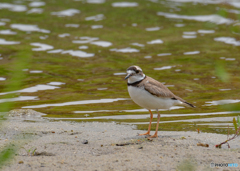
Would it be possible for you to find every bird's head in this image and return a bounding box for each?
[125,65,145,83]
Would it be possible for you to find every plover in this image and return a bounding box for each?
[125,65,195,138]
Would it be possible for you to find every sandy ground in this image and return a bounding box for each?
[0,110,240,171]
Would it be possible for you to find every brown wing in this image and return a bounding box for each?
[143,76,176,98]
[142,76,195,107]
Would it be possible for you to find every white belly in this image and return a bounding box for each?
[128,86,180,110]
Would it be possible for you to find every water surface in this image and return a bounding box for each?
[0,0,240,134]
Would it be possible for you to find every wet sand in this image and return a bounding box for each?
[0,110,240,171]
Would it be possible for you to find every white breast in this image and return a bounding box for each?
[128,86,181,110]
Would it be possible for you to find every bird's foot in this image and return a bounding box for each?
[138,132,150,136]
[148,134,158,138]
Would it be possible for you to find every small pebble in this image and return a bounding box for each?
[18,161,24,164]
[82,140,88,144]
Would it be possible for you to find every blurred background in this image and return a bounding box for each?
[0,0,240,133]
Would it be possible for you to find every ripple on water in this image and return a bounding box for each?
[183,31,196,35]
[0,96,38,103]
[22,98,128,109]
[30,43,54,51]
[39,35,48,40]
[0,22,5,26]
[73,37,99,44]
[112,2,138,7]
[0,29,17,35]
[27,8,43,14]
[113,73,126,76]
[58,33,70,37]
[61,50,94,58]
[110,47,139,53]
[65,24,79,28]
[197,29,215,34]
[47,82,65,86]
[11,24,50,33]
[0,84,60,96]
[182,35,197,39]
[157,12,233,25]
[29,70,43,73]
[168,0,240,9]
[0,19,10,22]
[86,0,105,3]
[79,46,88,49]
[145,27,161,31]
[225,58,235,61]
[219,89,231,91]
[85,14,104,21]
[91,25,103,29]
[157,53,171,56]
[131,43,145,47]
[47,49,63,53]
[183,51,200,55]
[154,66,172,70]
[0,77,6,81]
[90,41,112,47]
[175,23,185,27]
[29,1,45,7]
[0,3,27,12]
[214,37,240,46]
[147,39,163,44]
[0,38,20,45]
[51,9,80,17]
[59,111,240,121]
[97,88,108,90]
[204,99,240,106]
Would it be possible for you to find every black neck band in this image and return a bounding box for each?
[127,75,146,86]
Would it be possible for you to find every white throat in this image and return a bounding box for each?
[128,74,145,84]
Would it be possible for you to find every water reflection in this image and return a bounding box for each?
[214,37,240,46]
[11,24,50,33]
[204,99,240,106]
[91,25,103,29]
[31,43,54,51]
[157,12,233,25]
[0,96,38,103]
[157,53,171,56]
[22,98,128,108]
[1,0,240,134]
[0,30,17,35]
[154,66,172,70]
[29,2,45,7]
[0,38,20,45]
[112,2,138,7]
[0,3,27,12]
[51,9,80,17]
[90,41,112,47]
[110,47,139,53]
[51,111,240,122]
[0,84,59,96]
[85,14,104,21]
[183,51,200,55]
[147,39,163,44]
[146,27,161,31]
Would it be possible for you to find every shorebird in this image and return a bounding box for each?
[125,65,195,138]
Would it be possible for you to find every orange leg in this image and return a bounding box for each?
[149,110,161,138]
[139,110,153,136]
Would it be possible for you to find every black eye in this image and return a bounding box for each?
[136,70,139,73]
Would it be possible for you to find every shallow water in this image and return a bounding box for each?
[0,0,240,134]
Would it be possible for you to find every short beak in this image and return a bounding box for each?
[125,73,131,80]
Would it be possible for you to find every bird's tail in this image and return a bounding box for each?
[183,101,196,108]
